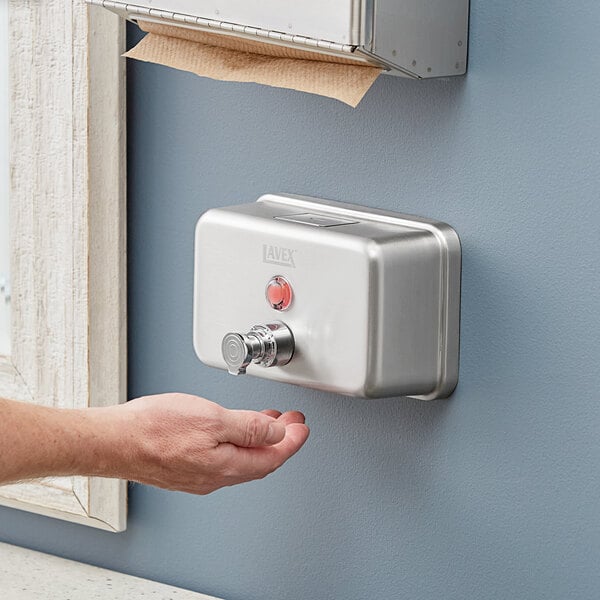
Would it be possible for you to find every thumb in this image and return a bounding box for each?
[220,410,286,448]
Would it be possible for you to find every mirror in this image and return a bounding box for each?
[0,1,126,531]
[0,0,9,357]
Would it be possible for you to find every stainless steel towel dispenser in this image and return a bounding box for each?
[194,194,461,399]
[90,0,469,79]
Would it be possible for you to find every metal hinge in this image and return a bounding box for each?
[89,0,357,54]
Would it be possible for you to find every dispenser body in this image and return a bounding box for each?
[194,194,461,399]
[89,0,469,78]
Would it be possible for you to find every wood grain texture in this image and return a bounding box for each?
[0,0,127,532]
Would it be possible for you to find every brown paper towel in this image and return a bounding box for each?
[125,22,382,107]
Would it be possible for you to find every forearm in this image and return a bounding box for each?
[0,398,129,485]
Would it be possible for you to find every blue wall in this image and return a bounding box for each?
[2,2,600,598]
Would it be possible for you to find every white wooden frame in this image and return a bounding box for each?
[0,0,127,532]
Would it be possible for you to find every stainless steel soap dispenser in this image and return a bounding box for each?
[193,194,461,399]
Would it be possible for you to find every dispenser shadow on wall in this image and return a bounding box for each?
[193,195,461,400]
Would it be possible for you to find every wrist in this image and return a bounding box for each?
[67,405,137,479]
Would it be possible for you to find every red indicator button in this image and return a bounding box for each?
[266,276,293,311]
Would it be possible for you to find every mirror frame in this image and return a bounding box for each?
[0,1,127,532]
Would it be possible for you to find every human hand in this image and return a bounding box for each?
[107,393,309,494]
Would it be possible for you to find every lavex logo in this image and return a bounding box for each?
[262,244,297,268]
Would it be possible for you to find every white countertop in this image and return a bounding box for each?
[0,542,222,599]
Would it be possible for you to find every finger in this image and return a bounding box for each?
[220,409,286,447]
[276,411,305,426]
[261,409,282,419]
[217,422,310,480]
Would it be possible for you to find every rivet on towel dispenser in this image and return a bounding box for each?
[89,0,470,106]
[193,194,462,400]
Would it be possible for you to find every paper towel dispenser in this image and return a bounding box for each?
[193,194,461,399]
[90,0,469,79]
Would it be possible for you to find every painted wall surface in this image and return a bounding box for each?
[1,2,600,599]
